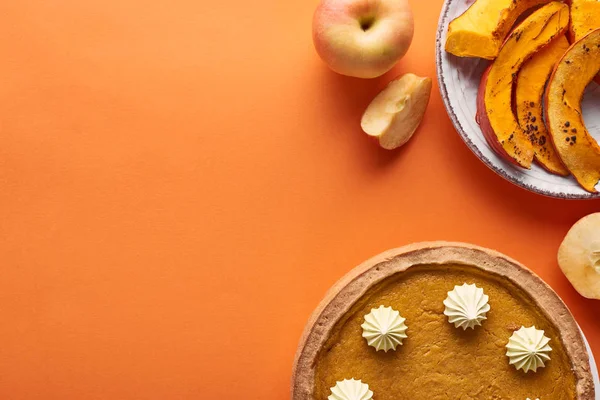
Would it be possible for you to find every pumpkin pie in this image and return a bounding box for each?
[292,242,594,399]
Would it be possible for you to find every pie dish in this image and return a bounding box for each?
[291,242,594,399]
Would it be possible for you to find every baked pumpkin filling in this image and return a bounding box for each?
[314,265,577,399]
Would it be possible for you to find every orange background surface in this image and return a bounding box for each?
[1,0,599,398]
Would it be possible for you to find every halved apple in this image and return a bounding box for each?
[545,28,600,193]
[515,35,570,176]
[361,73,432,150]
[476,2,569,168]
[445,0,551,59]
[558,213,600,299]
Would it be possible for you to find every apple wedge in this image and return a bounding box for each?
[476,2,569,168]
[558,213,600,299]
[361,73,431,150]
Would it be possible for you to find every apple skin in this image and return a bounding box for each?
[475,66,522,168]
[312,0,414,79]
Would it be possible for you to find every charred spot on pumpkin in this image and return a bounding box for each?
[572,128,577,133]
[566,137,571,142]
[529,102,535,107]
[539,136,547,145]
[529,135,537,144]
[531,116,536,123]
[515,31,523,42]
[565,121,570,127]
[571,136,577,143]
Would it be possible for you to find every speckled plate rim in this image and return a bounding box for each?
[435,0,600,200]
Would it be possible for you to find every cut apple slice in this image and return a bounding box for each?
[476,2,569,168]
[361,73,432,150]
[558,213,600,299]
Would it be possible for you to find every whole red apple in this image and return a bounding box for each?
[312,0,414,78]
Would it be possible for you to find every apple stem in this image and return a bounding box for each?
[359,16,375,32]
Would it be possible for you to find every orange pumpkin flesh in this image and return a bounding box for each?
[516,35,570,176]
[546,28,600,193]
[446,0,551,59]
[569,0,600,84]
[477,2,570,168]
[570,0,600,42]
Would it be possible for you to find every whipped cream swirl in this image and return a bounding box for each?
[361,305,407,352]
[328,378,373,400]
[443,283,490,330]
[506,326,552,373]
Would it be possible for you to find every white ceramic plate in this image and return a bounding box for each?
[582,329,600,398]
[436,0,600,199]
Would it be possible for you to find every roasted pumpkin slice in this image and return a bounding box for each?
[445,0,551,59]
[570,0,600,84]
[477,2,570,168]
[516,35,570,176]
[570,0,600,42]
[546,29,600,193]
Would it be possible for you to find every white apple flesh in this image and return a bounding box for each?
[558,213,600,299]
[312,0,414,78]
[361,73,431,150]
